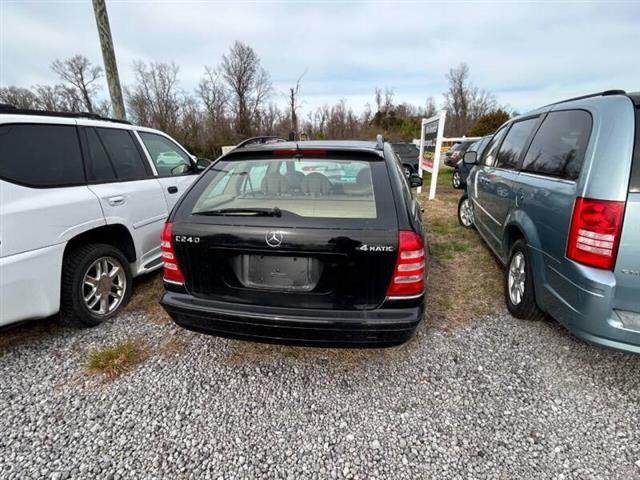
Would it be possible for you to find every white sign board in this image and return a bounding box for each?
[418,110,447,200]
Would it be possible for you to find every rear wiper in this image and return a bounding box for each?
[194,207,282,217]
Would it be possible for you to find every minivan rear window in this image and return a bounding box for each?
[630,107,640,193]
[183,156,396,229]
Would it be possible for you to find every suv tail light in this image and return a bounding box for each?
[161,222,185,284]
[567,198,625,270]
[386,231,426,297]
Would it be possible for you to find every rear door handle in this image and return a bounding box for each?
[168,186,178,194]
[107,195,125,206]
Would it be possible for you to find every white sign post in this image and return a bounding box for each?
[418,110,447,200]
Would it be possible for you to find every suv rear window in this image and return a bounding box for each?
[0,124,84,187]
[521,110,592,181]
[183,156,396,229]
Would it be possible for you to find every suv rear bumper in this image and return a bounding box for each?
[160,291,424,348]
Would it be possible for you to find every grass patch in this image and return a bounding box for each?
[417,168,503,328]
[86,339,147,380]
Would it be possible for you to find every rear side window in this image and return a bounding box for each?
[85,128,117,182]
[495,118,538,170]
[96,128,149,181]
[0,124,84,187]
[521,110,592,181]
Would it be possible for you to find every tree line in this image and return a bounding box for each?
[0,41,511,158]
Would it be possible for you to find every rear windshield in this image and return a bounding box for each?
[182,155,397,229]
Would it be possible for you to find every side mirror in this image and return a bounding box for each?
[171,164,192,175]
[195,158,212,172]
[463,151,478,165]
[409,173,423,188]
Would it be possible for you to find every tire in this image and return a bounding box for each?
[60,244,132,327]
[504,239,544,321]
[457,194,475,229]
[452,169,463,189]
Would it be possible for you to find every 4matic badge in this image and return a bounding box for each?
[357,244,394,252]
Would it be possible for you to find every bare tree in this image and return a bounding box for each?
[425,96,437,118]
[288,70,306,134]
[198,66,228,124]
[0,86,38,109]
[51,54,103,113]
[126,61,182,136]
[221,41,272,138]
[443,62,497,136]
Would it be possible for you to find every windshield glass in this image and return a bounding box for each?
[192,157,380,220]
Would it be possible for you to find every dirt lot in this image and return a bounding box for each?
[1,168,639,480]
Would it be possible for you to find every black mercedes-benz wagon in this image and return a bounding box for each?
[159,139,427,347]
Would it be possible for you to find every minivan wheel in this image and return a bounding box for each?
[505,239,544,321]
[452,170,463,189]
[457,194,475,229]
[60,244,132,327]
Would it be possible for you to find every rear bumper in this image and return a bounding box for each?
[540,259,640,354]
[160,291,424,348]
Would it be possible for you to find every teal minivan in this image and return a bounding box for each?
[458,90,640,354]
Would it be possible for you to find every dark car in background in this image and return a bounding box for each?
[391,142,420,176]
[452,135,493,189]
[444,140,475,167]
[160,140,427,347]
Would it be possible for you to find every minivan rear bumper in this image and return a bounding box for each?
[543,261,640,354]
[160,291,424,347]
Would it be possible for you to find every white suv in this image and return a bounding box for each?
[0,106,208,328]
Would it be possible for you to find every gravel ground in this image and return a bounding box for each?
[1,303,640,480]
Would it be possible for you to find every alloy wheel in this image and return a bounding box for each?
[82,256,127,316]
[453,171,461,188]
[508,252,526,306]
[459,198,474,227]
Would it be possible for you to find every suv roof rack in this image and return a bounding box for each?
[545,90,627,108]
[0,104,131,125]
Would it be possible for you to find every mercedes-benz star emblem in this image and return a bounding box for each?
[265,230,284,248]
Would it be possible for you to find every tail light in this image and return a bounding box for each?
[161,222,185,284]
[386,231,426,297]
[567,198,625,270]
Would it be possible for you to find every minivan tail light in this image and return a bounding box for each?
[567,198,625,270]
[161,222,185,284]
[386,231,426,297]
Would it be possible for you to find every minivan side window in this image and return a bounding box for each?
[0,124,84,187]
[480,127,508,167]
[96,128,150,181]
[495,118,538,170]
[521,110,592,181]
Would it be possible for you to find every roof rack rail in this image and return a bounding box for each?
[545,90,627,108]
[0,104,131,125]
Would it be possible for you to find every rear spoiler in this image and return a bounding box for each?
[222,146,385,161]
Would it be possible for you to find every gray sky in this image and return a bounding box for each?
[1,0,639,119]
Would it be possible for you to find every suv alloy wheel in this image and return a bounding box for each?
[60,244,133,327]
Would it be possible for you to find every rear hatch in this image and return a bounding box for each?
[172,148,398,310]
[614,104,640,314]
